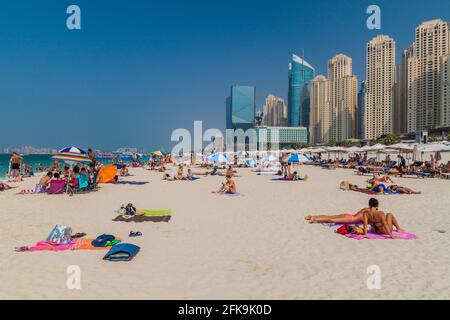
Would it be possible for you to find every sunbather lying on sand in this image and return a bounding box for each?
[0,182,15,191]
[284,171,308,181]
[371,173,394,183]
[305,198,404,239]
[212,175,237,194]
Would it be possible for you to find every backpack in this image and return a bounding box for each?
[46,224,73,245]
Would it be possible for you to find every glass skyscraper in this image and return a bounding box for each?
[226,85,256,131]
[288,54,315,127]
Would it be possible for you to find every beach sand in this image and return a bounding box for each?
[1,161,449,299]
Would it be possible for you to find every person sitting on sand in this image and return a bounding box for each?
[120,164,129,177]
[162,173,173,181]
[174,165,184,180]
[212,175,237,194]
[305,198,404,239]
[20,171,53,194]
[185,169,193,181]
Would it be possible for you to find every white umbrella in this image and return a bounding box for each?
[369,144,386,151]
[418,143,450,153]
[346,146,362,153]
[388,143,414,152]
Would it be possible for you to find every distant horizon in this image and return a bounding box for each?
[1,0,449,151]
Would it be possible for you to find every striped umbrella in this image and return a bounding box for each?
[58,146,87,154]
[52,146,91,164]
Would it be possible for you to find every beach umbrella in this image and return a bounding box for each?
[418,143,450,153]
[346,146,362,154]
[287,154,310,163]
[369,144,386,151]
[310,148,326,153]
[207,153,231,163]
[58,146,87,154]
[389,143,414,152]
[52,146,91,164]
[153,150,163,156]
[261,155,278,163]
[245,158,256,167]
[52,153,92,164]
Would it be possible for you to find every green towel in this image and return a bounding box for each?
[136,209,172,217]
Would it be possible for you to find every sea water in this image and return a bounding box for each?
[0,154,54,179]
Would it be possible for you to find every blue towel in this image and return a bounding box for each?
[103,243,140,261]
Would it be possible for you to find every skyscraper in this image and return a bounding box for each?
[226,85,256,131]
[364,35,396,140]
[262,94,287,127]
[442,54,450,127]
[357,81,366,139]
[328,54,358,142]
[309,75,331,144]
[407,19,450,132]
[394,47,412,135]
[288,54,315,127]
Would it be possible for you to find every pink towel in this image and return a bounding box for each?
[345,231,418,240]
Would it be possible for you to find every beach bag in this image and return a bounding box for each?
[46,224,72,245]
[336,225,350,235]
[117,203,137,217]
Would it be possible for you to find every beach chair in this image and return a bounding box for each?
[47,180,66,195]
[68,174,89,196]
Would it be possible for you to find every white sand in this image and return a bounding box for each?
[1,160,450,299]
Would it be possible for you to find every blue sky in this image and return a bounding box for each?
[0,0,449,151]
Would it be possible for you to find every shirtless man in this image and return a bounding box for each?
[305,198,403,239]
[9,152,22,178]
[372,173,394,184]
[213,175,237,194]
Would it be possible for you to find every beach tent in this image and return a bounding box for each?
[287,154,310,163]
[98,165,118,184]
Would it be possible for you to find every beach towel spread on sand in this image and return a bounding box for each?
[113,209,172,223]
[23,239,115,252]
[323,223,418,240]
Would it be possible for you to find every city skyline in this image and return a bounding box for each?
[1,1,450,150]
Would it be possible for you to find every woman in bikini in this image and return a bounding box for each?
[305,198,377,224]
[0,182,15,191]
[212,175,237,194]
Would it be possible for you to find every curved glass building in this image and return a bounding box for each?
[288,54,315,128]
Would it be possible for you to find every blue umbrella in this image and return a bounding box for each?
[207,153,231,163]
[287,154,310,163]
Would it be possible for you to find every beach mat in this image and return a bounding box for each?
[115,181,149,185]
[271,178,304,182]
[20,238,113,252]
[222,192,245,197]
[345,231,418,240]
[103,243,140,262]
[113,209,172,223]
